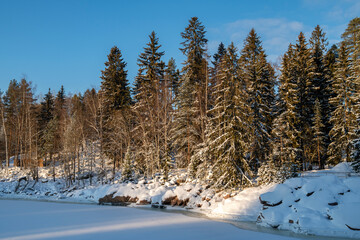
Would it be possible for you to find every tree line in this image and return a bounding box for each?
[1,17,359,189]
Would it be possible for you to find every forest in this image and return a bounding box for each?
[1,16,360,190]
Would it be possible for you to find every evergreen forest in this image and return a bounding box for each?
[1,16,360,189]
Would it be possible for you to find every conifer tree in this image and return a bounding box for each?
[272,44,301,176]
[100,46,131,176]
[328,42,357,163]
[165,58,180,100]
[313,99,325,168]
[240,29,275,171]
[171,73,199,169]
[38,89,55,166]
[173,17,208,173]
[122,146,133,181]
[351,123,360,172]
[133,31,165,177]
[323,44,338,166]
[308,26,330,168]
[54,86,67,158]
[100,47,131,113]
[180,16,208,143]
[293,32,313,170]
[206,43,252,189]
[209,42,226,110]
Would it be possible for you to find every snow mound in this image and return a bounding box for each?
[329,162,354,173]
[257,172,360,238]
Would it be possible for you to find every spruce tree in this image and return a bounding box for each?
[100,46,131,175]
[351,124,360,172]
[100,46,131,113]
[38,89,55,166]
[206,43,252,189]
[293,32,313,170]
[165,58,180,100]
[173,17,208,174]
[171,73,199,169]
[209,42,226,110]
[313,99,325,168]
[240,29,275,172]
[272,44,301,176]
[328,42,357,164]
[323,44,338,166]
[308,26,330,168]
[133,31,165,177]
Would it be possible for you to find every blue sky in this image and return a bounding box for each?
[0,0,359,96]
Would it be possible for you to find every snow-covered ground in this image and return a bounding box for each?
[0,163,359,239]
[257,163,360,239]
[0,199,300,240]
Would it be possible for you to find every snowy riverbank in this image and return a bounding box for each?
[0,163,359,239]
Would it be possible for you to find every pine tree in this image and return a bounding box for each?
[323,44,338,167]
[100,47,131,113]
[122,146,133,181]
[133,31,165,177]
[171,73,199,169]
[308,26,330,169]
[209,42,226,110]
[293,32,313,170]
[173,17,208,174]
[206,43,252,189]
[165,58,180,100]
[38,89,55,166]
[240,29,275,172]
[54,86,67,157]
[100,46,131,176]
[180,17,208,141]
[351,122,360,172]
[328,42,357,164]
[42,117,58,181]
[273,44,301,176]
[257,159,278,185]
[313,99,325,168]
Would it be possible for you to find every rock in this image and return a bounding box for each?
[306,191,315,197]
[128,197,138,203]
[328,202,338,206]
[289,219,294,224]
[162,196,177,205]
[269,224,279,229]
[98,193,137,205]
[345,224,360,231]
[259,196,283,207]
[137,199,151,205]
[170,196,189,207]
[176,179,185,185]
[223,193,231,199]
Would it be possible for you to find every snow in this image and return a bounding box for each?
[208,184,276,221]
[0,163,359,239]
[0,199,300,240]
[257,174,360,238]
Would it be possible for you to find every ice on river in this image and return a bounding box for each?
[0,199,300,240]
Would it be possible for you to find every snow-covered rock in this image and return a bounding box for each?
[257,173,360,238]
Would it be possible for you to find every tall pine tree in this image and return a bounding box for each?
[100,46,131,176]
[207,43,252,188]
[240,29,275,172]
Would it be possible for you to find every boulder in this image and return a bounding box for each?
[259,196,283,207]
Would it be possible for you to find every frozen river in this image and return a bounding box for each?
[0,199,301,240]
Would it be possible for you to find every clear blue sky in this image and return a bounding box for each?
[0,0,359,96]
